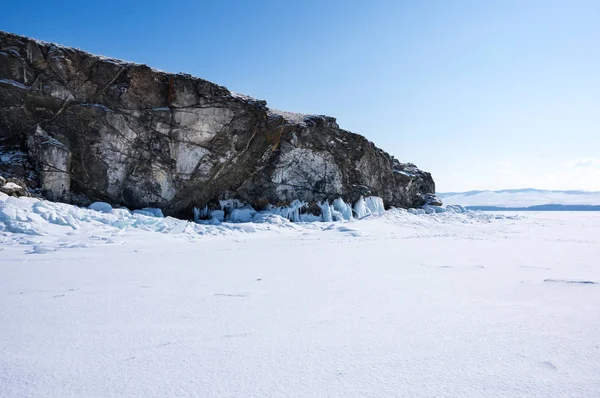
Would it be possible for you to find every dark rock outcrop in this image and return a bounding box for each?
[0,176,29,197]
[0,31,436,217]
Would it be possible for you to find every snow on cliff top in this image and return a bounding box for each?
[267,108,331,127]
[268,109,313,124]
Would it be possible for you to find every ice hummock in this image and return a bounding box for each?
[1,187,465,240]
[88,202,113,213]
[0,191,486,250]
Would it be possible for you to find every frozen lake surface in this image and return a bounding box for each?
[1,201,599,397]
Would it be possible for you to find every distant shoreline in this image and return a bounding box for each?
[468,204,600,211]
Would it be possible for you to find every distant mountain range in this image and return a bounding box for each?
[439,189,600,210]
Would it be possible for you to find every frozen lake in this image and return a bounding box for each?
[1,205,599,397]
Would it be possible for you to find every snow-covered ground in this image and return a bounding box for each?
[1,196,600,397]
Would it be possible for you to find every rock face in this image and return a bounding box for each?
[0,31,436,217]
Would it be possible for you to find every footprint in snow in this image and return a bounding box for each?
[540,361,558,370]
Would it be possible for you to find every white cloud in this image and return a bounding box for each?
[564,157,600,169]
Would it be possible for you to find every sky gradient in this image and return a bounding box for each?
[3,0,599,192]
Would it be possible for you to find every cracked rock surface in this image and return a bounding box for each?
[0,31,436,217]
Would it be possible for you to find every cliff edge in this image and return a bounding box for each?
[0,31,437,217]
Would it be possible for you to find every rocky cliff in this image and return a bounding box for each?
[0,31,437,217]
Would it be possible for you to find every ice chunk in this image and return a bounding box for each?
[230,207,257,223]
[4,196,32,209]
[210,210,225,222]
[266,200,307,222]
[331,209,344,221]
[111,208,131,217]
[252,212,290,225]
[353,196,371,219]
[131,208,164,218]
[29,245,57,254]
[445,205,467,213]
[141,208,164,218]
[422,206,436,214]
[88,202,113,213]
[318,201,333,222]
[423,205,446,214]
[132,210,155,217]
[364,196,385,215]
[333,198,353,220]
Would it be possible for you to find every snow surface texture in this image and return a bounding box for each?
[440,188,600,207]
[1,195,600,397]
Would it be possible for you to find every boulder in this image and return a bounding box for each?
[0,177,28,196]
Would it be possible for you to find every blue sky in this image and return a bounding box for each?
[3,0,599,192]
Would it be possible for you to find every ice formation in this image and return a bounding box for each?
[267,200,309,223]
[364,196,385,215]
[333,198,353,221]
[230,208,257,223]
[353,197,369,219]
[25,194,458,227]
[88,202,113,213]
[318,201,333,222]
